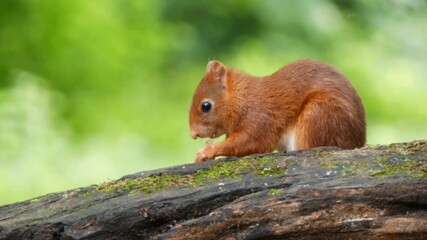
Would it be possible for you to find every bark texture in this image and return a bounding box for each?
[0,141,426,240]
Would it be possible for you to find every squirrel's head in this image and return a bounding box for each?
[189,60,229,139]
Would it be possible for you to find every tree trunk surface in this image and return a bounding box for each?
[1,141,426,240]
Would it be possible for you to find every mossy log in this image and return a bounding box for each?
[1,141,426,240]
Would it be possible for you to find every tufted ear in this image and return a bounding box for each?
[206,60,227,83]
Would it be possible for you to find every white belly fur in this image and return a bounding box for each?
[279,128,297,151]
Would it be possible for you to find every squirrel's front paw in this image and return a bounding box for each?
[195,145,216,163]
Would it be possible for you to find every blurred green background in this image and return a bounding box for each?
[0,0,426,206]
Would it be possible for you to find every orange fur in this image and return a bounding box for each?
[189,60,366,163]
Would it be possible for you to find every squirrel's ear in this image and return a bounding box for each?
[206,60,227,83]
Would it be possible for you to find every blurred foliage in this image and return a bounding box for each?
[0,0,426,205]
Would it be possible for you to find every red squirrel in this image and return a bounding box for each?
[189,59,366,163]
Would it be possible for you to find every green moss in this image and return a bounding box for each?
[369,141,427,179]
[269,189,284,196]
[258,166,285,176]
[318,154,427,179]
[29,197,41,203]
[368,141,426,155]
[321,161,344,169]
[28,193,56,204]
[369,156,427,179]
[98,174,191,194]
[367,169,386,176]
[97,156,285,195]
[320,159,365,176]
[79,191,93,198]
[342,165,360,176]
[97,141,426,195]
[319,155,412,178]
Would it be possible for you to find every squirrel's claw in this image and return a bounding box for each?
[195,145,216,163]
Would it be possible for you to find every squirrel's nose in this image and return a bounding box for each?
[190,131,199,139]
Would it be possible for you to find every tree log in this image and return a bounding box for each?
[1,141,426,240]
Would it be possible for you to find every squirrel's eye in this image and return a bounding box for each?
[201,101,212,113]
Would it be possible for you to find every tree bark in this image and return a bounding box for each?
[0,141,426,240]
